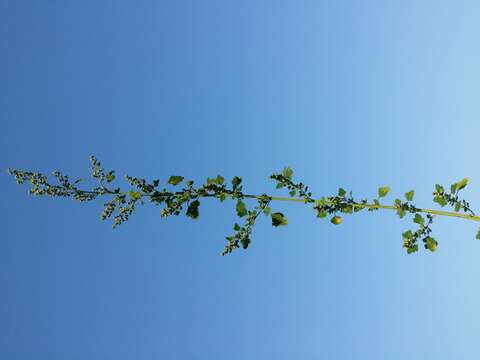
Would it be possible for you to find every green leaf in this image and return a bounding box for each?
[450,183,457,194]
[424,237,437,252]
[271,212,288,226]
[454,202,462,212]
[282,167,293,180]
[413,213,424,225]
[397,209,406,219]
[241,237,250,249]
[153,179,160,187]
[74,178,85,184]
[454,177,469,192]
[402,230,414,240]
[236,200,248,217]
[263,206,271,216]
[231,176,242,189]
[127,190,142,201]
[106,173,115,183]
[378,186,390,198]
[476,228,480,240]
[218,193,226,202]
[289,190,296,197]
[405,190,414,201]
[435,184,444,194]
[215,175,224,185]
[233,223,241,231]
[407,245,418,254]
[338,188,346,197]
[316,209,327,218]
[342,205,353,214]
[433,195,447,207]
[186,200,200,219]
[168,176,184,186]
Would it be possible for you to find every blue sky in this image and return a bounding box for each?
[2,0,480,358]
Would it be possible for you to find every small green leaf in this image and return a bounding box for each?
[106,173,115,183]
[236,200,248,217]
[424,237,437,252]
[435,184,444,194]
[405,190,414,201]
[215,175,224,185]
[74,178,85,184]
[338,188,346,197]
[289,190,296,197]
[402,230,414,240]
[316,209,327,218]
[433,195,447,207]
[413,213,424,225]
[378,186,390,198]
[397,209,406,219]
[454,177,469,192]
[271,212,288,226]
[231,176,242,189]
[263,206,271,216]
[153,179,160,187]
[406,245,418,254]
[282,167,293,180]
[168,176,184,186]
[233,223,241,231]
[476,228,480,240]
[127,190,142,201]
[454,202,462,212]
[450,184,457,194]
[342,205,353,214]
[218,193,226,202]
[186,200,200,219]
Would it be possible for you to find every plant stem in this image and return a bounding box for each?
[235,194,480,223]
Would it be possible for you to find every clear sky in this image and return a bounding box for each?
[2,0,480,358]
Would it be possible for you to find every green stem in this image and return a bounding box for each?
[239,194,480,223]
[106,189,480,223]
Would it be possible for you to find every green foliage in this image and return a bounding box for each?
[186,200,200,219]
[168,176,184,186]
[128,190,142,201]
[282,166,293,180]
[378,186,390,198]
[271,212,288,227]
[7,156,480,256]
[405,190,414,201]
[413,214,424,225]
[236,200,248,218]
[424,237,438,252]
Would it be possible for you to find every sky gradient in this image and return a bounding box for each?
[2,1,480,358]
